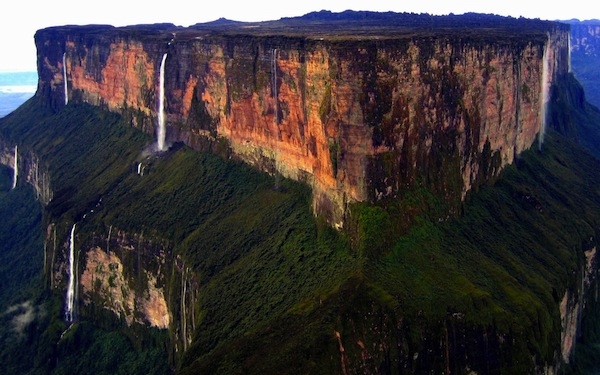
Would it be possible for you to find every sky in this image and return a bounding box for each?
[1,0,598,72]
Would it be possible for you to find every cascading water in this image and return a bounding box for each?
[568,33,572,73]
[63,52,68,105]
[107,225,112,254]
[157,53,168,151]
[137,162,146,176]
[272,49,278,124]
[539,40,550,150]
[271,48,282,190]
[65,223,76,322]
[12,145,17,189]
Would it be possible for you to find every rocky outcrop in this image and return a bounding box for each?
[560,247,598,363]
[34,15,570,226]
[78,234,170,328]
[5,12,599,374]
[46,223,175,329]
[0,140,53,203]
[44,222,200,354]
[0,141,16,182]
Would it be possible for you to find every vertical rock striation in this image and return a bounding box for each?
[34,17,570,225]
[0,140,53,203]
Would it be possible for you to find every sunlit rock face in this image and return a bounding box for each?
[34,16,570,225]
[48,226,172,329]
[80,246,170,328]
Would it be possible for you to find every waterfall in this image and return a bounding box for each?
[63,52,68,105]
[271,48,282,190]
[137,162,145,176]
[539,40,550,150]
[157,53,168,151]
[107,225,112,254]
[272,49,278,124]
[181,267,187,350]
[568,32,572,73]
[12,145,17,189]
[65,224,76,322]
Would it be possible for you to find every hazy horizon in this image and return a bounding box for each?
[1,1,599,73]
[0,71,37,117]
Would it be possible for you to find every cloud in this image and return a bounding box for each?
[4,301,37,338]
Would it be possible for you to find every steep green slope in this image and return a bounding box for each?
[0,169,44,375]
[548,73,600,158]
[0,97,358,373]
[176,128,600,374]
[0,167,43,302]
[2,87,600,373]
[0,98,175,374]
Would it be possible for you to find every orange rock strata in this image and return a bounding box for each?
[36,26,570,225]
[80,246,170,328]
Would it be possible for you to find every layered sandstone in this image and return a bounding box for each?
[34,14,570,225]
[48,225,172,328]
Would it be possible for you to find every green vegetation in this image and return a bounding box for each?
[572,53,600,109]
[41,320,171,375]
[0,98,174,374]
[0,171,44,375]
[0,97,358,373]
[318,83,332,124]
[0,181,43,303]
[328,138,338,175]
[549,73,600,159]
[3,62,600,374]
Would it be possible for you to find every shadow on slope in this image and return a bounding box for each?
[3,88,600,373]
[179,129,600,374]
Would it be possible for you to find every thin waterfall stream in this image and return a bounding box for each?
[63,52,68,105]
[157,53,168,151]
[12,145,17,189]
[65,224,76,322]
[539,39,550,150]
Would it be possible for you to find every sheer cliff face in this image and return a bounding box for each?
[35,25,570,225]
[46,224,173,329]
[0,141,53,203]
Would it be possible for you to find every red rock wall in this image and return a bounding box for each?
[35,27,570,225]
